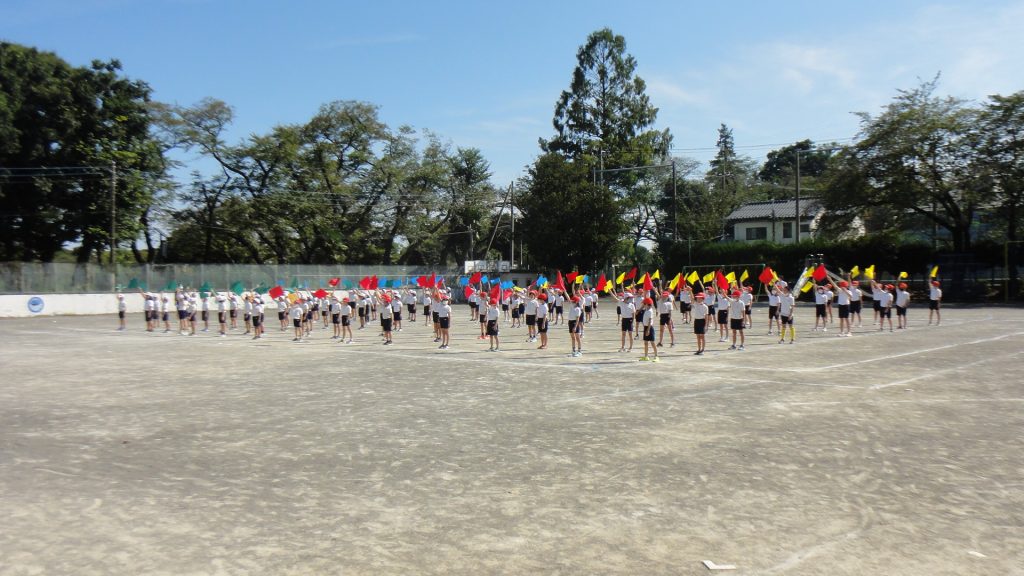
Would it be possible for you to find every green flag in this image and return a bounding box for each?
[126,278,139,290]
[231,281,245,296]
[163,280,177,291]
[289,277,300,289]
[199,281,212,292]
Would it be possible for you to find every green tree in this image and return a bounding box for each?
[0,42,164,262]
[517,153,623,270]
[977,91,1024,294]
[705,124,757,239]
[821,78,980,251]
[541,28,671,181]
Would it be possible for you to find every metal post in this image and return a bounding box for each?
[110,161,117,264]
[509,183,515,268]
[672,160,678,240]
[794,151,801,243]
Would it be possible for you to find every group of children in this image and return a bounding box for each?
[118,272,943,361]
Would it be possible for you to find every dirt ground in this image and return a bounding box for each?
[1,304,1022,575]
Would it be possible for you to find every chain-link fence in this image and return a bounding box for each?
[0,262,462,294]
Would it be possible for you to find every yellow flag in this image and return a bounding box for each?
[725,271,736,283]
[603,280,613,293]
[850,265,860,278]
[541,281,549,288]
[574,274,584,285]
[287,292,299,304]
[615,272,626,285]
[801,281,814,293]
[771,269,779,281]
[702,271,715,283]
[668,272,681,290]
[864,265,875,279]
[930,265,939,278]
[651,269,661,280]
[686,270,699,284]
[899,271,908,279]
[740,269,749,283]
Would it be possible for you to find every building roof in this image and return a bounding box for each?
[726,198,822,222]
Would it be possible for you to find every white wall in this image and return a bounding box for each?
[0,293,148,317]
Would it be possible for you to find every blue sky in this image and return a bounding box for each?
[3,0,1023,185]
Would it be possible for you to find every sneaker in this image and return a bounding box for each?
[728,344,736,350]
[639,356,650,361]
[779,338,785,344]
[789,340,795,344]
[696,350,704,355]
[738,345,745,351]
[651,357,660,362]
[694,351,701,355]
[438,344,445,349]
[618,347,625,353]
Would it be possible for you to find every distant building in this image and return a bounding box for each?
[725,198,826,244]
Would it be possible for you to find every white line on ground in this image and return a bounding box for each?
[870,350,1024,389]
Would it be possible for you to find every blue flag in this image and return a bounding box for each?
[392,279,402,288]
[458,276,469,286]
[480,274,489,285]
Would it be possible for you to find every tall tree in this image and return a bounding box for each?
[705,124,757,239]
[977,91,1024,294]
[518,153,623,270]
[822,78,980,250]
[0,42,164,262]
[541,28,671,182]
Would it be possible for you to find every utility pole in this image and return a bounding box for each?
[110,160,117,264]
[672,160,678,240]
[794,151,801,244]
[509,183,515,268]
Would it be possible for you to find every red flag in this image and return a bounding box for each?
[415,276,426,287]
[812,264,827,282]
[554,270,566,292]
[625,266,638,280]
[268,285,285,299]
[427,273,437,288]
[313,288,328,299]
[715,270,730,291]
[503,288,513,300]
[463,285,474,299]
[358,276,370,290]
[328,277,340,287]
[566,271,579,283]
[758,267,774,284]
[596,273,606,292]
[469,271,482,284]
[643,272,654,292]
[489,284,500,301]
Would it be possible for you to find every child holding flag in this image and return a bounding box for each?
[777,281,796,344]
[726,290,746,350]
[657,290,675,348]
[640,297,659,361]
[567,295,583,357]
[486,298,500,351]
[895,282,911,329]
[691,292,709,355]
[618,291,635,353]
[928,281,942,325]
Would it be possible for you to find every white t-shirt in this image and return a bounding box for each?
[767,291,780,306]
[437,303,451,318]
[486,307,498,321]
[929,286,942,301]
[642,308,654,327]
[567,304,581,321]
[525,299,538,316]
[779,294,795,316]
[289,306,302,320]
[536,301,548,319]
[836,289,850,306]
[659,298,673,314]
[692,302,708,319]
[895,290,910,307]
[728,299,745,320]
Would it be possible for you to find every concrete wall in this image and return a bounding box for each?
[0,293,149,317]
[0,275,554,317]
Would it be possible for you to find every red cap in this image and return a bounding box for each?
[537,293,547,301]
[931,280,940,286]
[662,291,670,296]
[489,298,498,305]
[852,281,860,286]
[732,290,741,297]
[695,292,706,299]
[642,297,654,305]
[838,281,849,288]
[570,296,579,303]
[898,282,907,289]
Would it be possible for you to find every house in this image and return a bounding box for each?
[725,198,827,244]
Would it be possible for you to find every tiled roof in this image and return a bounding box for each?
[726,198,821,221]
